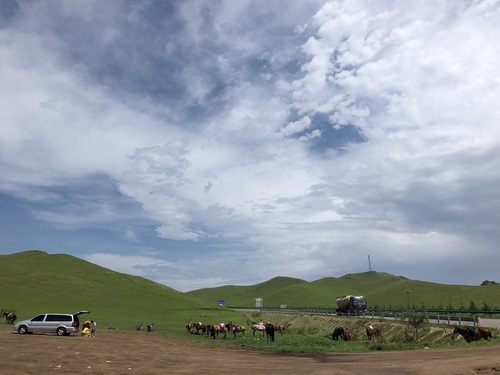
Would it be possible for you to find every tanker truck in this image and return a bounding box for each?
[336,295,367,314]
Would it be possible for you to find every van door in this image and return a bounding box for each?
[29,314,46,333]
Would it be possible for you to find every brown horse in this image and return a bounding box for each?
[366,325,380,341]
[3,312,17,324]
[476,327,493,340]
[273,323,291,335]
[227,322,246,338]
[185,320,193,333]
[453,326,492,343]
[343,328,353,341]
[210,323,229,339]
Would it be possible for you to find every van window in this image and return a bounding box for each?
[32,315,45,322]
[46,315,72,322]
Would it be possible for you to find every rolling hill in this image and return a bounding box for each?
[2,250,500,336]
[0,250,232,332]
[186,271,500,311]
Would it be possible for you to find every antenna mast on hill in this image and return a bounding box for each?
[368,255,373,272]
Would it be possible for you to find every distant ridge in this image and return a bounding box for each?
[186,271,500,310]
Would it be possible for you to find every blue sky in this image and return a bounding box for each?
[1,0,499,292]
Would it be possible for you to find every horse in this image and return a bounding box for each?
[185,320,193,333]
[273,323,291,335]
[366,325,380,341]
[3,312,17,324]
[453,326,492,343]
[251,322,266,336]
[205,324,213,336]
[343,328,353,341]
[476,327,493,340]
[135,323,143,331]
[210,323,229,339]
[227,322,246,338]
[147,323,155,332]
[192,322,206,335]
[332,327,346,341]
[265,322,275,342]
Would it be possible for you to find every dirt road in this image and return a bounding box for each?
[1,329,500,374]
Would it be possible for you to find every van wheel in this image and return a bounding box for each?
[18,325,28,334]
[56,327,66,336]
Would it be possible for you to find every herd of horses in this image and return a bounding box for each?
[331,325,379,341]
[183,320,494,344]
[4,310,493,345]
[185,320,290,342]
[329,324,493,343]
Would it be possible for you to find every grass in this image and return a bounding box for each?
[186,272,500,311]
[1,250,499,353]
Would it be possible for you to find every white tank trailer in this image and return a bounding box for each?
[336,295,367,313]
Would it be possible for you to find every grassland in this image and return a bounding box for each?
[186,271,500,311]
[1,250,499,353]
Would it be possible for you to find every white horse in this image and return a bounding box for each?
[251,322,266,336]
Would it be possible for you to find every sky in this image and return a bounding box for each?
[1,0,499,292]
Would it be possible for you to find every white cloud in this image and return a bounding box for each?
[1,1,500,291]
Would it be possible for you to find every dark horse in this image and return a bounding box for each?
[332,326,351,341]
[191,322,206,335]
[332,326,346,341]
[366,325,380,341]
[453,326,493,343]
[265,322,275,342]
[3,312,17,324]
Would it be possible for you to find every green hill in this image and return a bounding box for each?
[2,250,500,338]
[187,271,500,311]
[0,250,235,332]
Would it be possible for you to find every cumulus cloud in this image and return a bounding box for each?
[1,1,499,291]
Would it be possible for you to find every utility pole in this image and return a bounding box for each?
[368,255,373,272]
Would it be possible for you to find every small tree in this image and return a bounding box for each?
[406,311,428,342]
[469,301,477,311]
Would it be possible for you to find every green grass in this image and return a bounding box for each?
[1,250,500,353]
[186,272,500,311]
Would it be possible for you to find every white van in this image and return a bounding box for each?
[14,310,90,336]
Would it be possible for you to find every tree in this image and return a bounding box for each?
[406,311,428,342]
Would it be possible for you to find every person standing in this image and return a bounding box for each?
[91,320,96,337]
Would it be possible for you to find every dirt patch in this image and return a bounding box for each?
[1,329,500,374]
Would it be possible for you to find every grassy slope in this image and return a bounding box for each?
[2,251,500,336]
[0,251,241,334]
[2,251,500,352]
[187,271,500,310]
